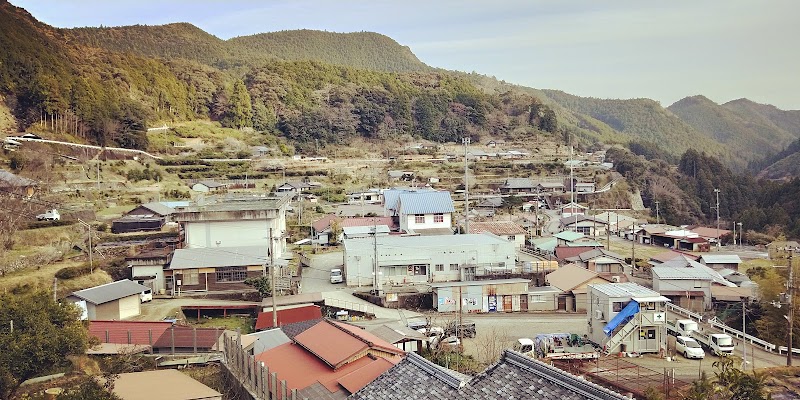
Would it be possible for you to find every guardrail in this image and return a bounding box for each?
[665,303,704,322]
[666,303,778,352]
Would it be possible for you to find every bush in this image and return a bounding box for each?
[54,264,93,279]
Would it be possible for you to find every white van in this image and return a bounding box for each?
[140,288,153,303]
[330,268,343,284]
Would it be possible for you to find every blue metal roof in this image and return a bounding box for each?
[398,191,455,214]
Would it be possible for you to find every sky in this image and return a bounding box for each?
[12,0,800,110]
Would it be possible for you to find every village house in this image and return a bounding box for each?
[276,180,315,197]
[343,233,516,289]
[565,248,628,275]
[383,189,455,235]
[560,201,587,218]
[173,196,289,254]
[167,246,268,293]
[67,279,150,320]
[499,178,536,194]
[587,283,670,355]
[347,188,383,204]
[547,264,612,312]
[698,254,743,271]
[537,181,565,194]
[650,266,713,311]
[474,196,503,217]
[559,214,608,237]
[366,324,427,353]
[128,246,173,295]
[689,226,732,245]
[0,169,37,197]
[190,180,227,193]
[431,278,531,313]
[312,215,397,245]
[649,228,710,252]
[466,220,527,247]
[387,170,414,181]
[575,182,596,193]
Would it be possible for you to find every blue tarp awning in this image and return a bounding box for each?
[603,301,639,336]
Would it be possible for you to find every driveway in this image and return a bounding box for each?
[300,250,346,293]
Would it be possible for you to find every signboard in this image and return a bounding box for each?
[488,295,497,312]
[386,293,398,302]
[653,312,666,322]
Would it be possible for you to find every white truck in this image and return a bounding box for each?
[667,319,699,337]
[36,209,60,221]
[693,331,735,357]
[513,337,599,360]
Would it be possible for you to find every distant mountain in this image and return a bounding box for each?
[228,30,430,73]
[759,151,800,180]
[65,24,430,73]
[667,95,798,168]
[723,98,800,137]
[540,90,726,161]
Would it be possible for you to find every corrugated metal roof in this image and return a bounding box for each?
[152,326,224,349]
[651,266,714,280]
[660,257,737,287]
[589,282,662,298]
[546,264,600,292]
[175,196,288,214]
[89,320,173,345]
[398,191,455,214]
[113,370,221,400]
[367,324,427,344]
[169,246,268,269]
[293,320,402,369]
[699,254,742,264]
[343,225,391,236]
[255,305,323,331]
[501,178,535,189]
[70,279,149,305]
[554,231,585,241]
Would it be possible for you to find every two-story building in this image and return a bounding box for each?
[651,266,713,311]
[384,189,455,235]
[564,249,628,275]
[343,233,515,289]
[587,283,669,355]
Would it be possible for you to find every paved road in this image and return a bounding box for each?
[300,251,345,293]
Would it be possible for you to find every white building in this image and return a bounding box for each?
[173,196,290,257]
[383,189,455,234]
[343,233,516,288]
[586,283,669,355]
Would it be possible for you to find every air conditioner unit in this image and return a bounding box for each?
[594,310,604,320]
[611,276,621,283]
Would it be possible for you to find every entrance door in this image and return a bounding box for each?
[557,295,567,311]
[464,267,476,281]
[503,295,512,311]
[520,295,528,311]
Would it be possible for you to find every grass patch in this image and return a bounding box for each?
[0,258,112,297]
[186,316,255,334]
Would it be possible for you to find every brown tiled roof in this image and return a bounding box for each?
[546,265,600,292]
[255,305,323,330]
[313,214,339,232]
[467,221,526,236]
[690,226,731,239]
[255,342,397,396]
[650,250,698,263]
[89,320,173,345]
[554,246,598,261]
[294,320,403,369]
[152,326,224,350]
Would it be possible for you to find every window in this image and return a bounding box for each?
[434,213,444,223]
[450,263,459,271]
[414,214,425,224]
[645,302,656,310]
[435,264,444,272]
[530,295,545,303]
[412,265,427,276]
[694,281,703,288]
[647,329,656,339]
[507,235,515,241]
[612,302,624,312]
[216,266,248,282]
[182,269,199,285]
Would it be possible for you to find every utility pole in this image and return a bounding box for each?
[458,286,463,342]
[78,219,93,273]
[463,137,470,234]
[790,251,795,366]
[270,228,277,329]
[738,222,743,249]
[742,299,747,370]
[733,221,737,247]
[714,188,721,249]
[655,200,660,225]
[372,224,379,295]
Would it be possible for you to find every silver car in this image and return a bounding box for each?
[676,336,705,359]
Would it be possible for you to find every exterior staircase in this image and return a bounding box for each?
[604,319,639,355]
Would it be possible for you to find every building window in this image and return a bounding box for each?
[530,295,545,303]
[507,235,515,241]
[181,269,199,285]
[645,302,656,310]
[450,263,459,271]
[411,265,427,276]
[414,214,425,224]
[612,302,624,312]
[216,266,248,282]
[435,264,444,272]
[434,213,444,223]
[647,329,656,339]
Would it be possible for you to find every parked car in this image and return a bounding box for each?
[36,209,60,221]
[329,268,343,283]
[676,336,705,359]
[139,288,153,303]
[434,335,462,350]
[444,321,476,338]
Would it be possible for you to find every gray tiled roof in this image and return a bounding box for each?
[138,202,176,216]
[501,178,535,189]
[0,169,36,188]
[398,191,455,214]
[244,328,291,355]
[351,350,628,400]
[169,246,269,269]
[70,279,149,305]
[280,319,323,339]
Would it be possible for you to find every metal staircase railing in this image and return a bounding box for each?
[604,319,638,355]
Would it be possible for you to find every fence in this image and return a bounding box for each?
[667,303,781,353]
[324,297,376,316]
[222,333,298,400]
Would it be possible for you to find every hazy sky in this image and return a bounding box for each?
[12,0,800,109]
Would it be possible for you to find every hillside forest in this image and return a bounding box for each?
[0,1,799,239]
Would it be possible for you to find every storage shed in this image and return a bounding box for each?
[67,279,149,320]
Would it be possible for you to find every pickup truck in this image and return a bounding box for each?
[667,319,699,337]
[692,331,735,356]
[36,209,60,221]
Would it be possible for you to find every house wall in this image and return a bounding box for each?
[94,301,121,320]
[344,238,515,287]
[653,278,712,310]
[401,212,452,232]
[527,292,558,311]
[587,259,625,274]
[130,264,167,294]
[171,266,263,292]
[184,219,286,257]
[433,282,528,312]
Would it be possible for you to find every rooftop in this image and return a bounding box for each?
[174,196,289,214]
[243,328,292,355]
[699,254,743,264]
[169,246,268,269]
[547,264,603,292]
[135,202,177,216]
[651,266,714,280]
[554,231,585,242]
[294,320,403,369]
[590,282,663,299]
[69,279,149,305]
[501,178,535,189]
[0,169,36,188]
[254,305,323,331]
[397,191,455,215]
[151,326,225,349]
[112,369,221,400]
[366,324,427,344]
[89,320,173,345]
[467,220,526,236]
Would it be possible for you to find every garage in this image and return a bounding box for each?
[67,279,149,320]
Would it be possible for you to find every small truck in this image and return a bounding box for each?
[36,209,60,221]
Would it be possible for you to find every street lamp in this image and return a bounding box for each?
[713,188,721,249]
[737,222,743,249]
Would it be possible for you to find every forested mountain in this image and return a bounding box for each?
[540,90,728,161]
[724,98,800,137]
[667,95,797,169]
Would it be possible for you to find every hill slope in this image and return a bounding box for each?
[541,90,726,161]
[667,95,797,167]
[723,98,800,137]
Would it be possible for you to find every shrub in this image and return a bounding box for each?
[54,264,92,280]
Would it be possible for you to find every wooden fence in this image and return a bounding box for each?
[221,333,300,400]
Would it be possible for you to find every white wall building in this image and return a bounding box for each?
[343,233,516,288]
[383,189,455,234]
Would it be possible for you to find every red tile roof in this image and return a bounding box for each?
[650,250,698,263]
[89,320,173,345]
[152,326,225,350]
[689,226,731,239]
[254,305,323,331]
[254,342,397,395]
[312,214,338,232]
[468,221,526,236]
[293,320,403,369]
[554,246,599,261]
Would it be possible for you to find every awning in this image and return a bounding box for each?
[603,301,639,336]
